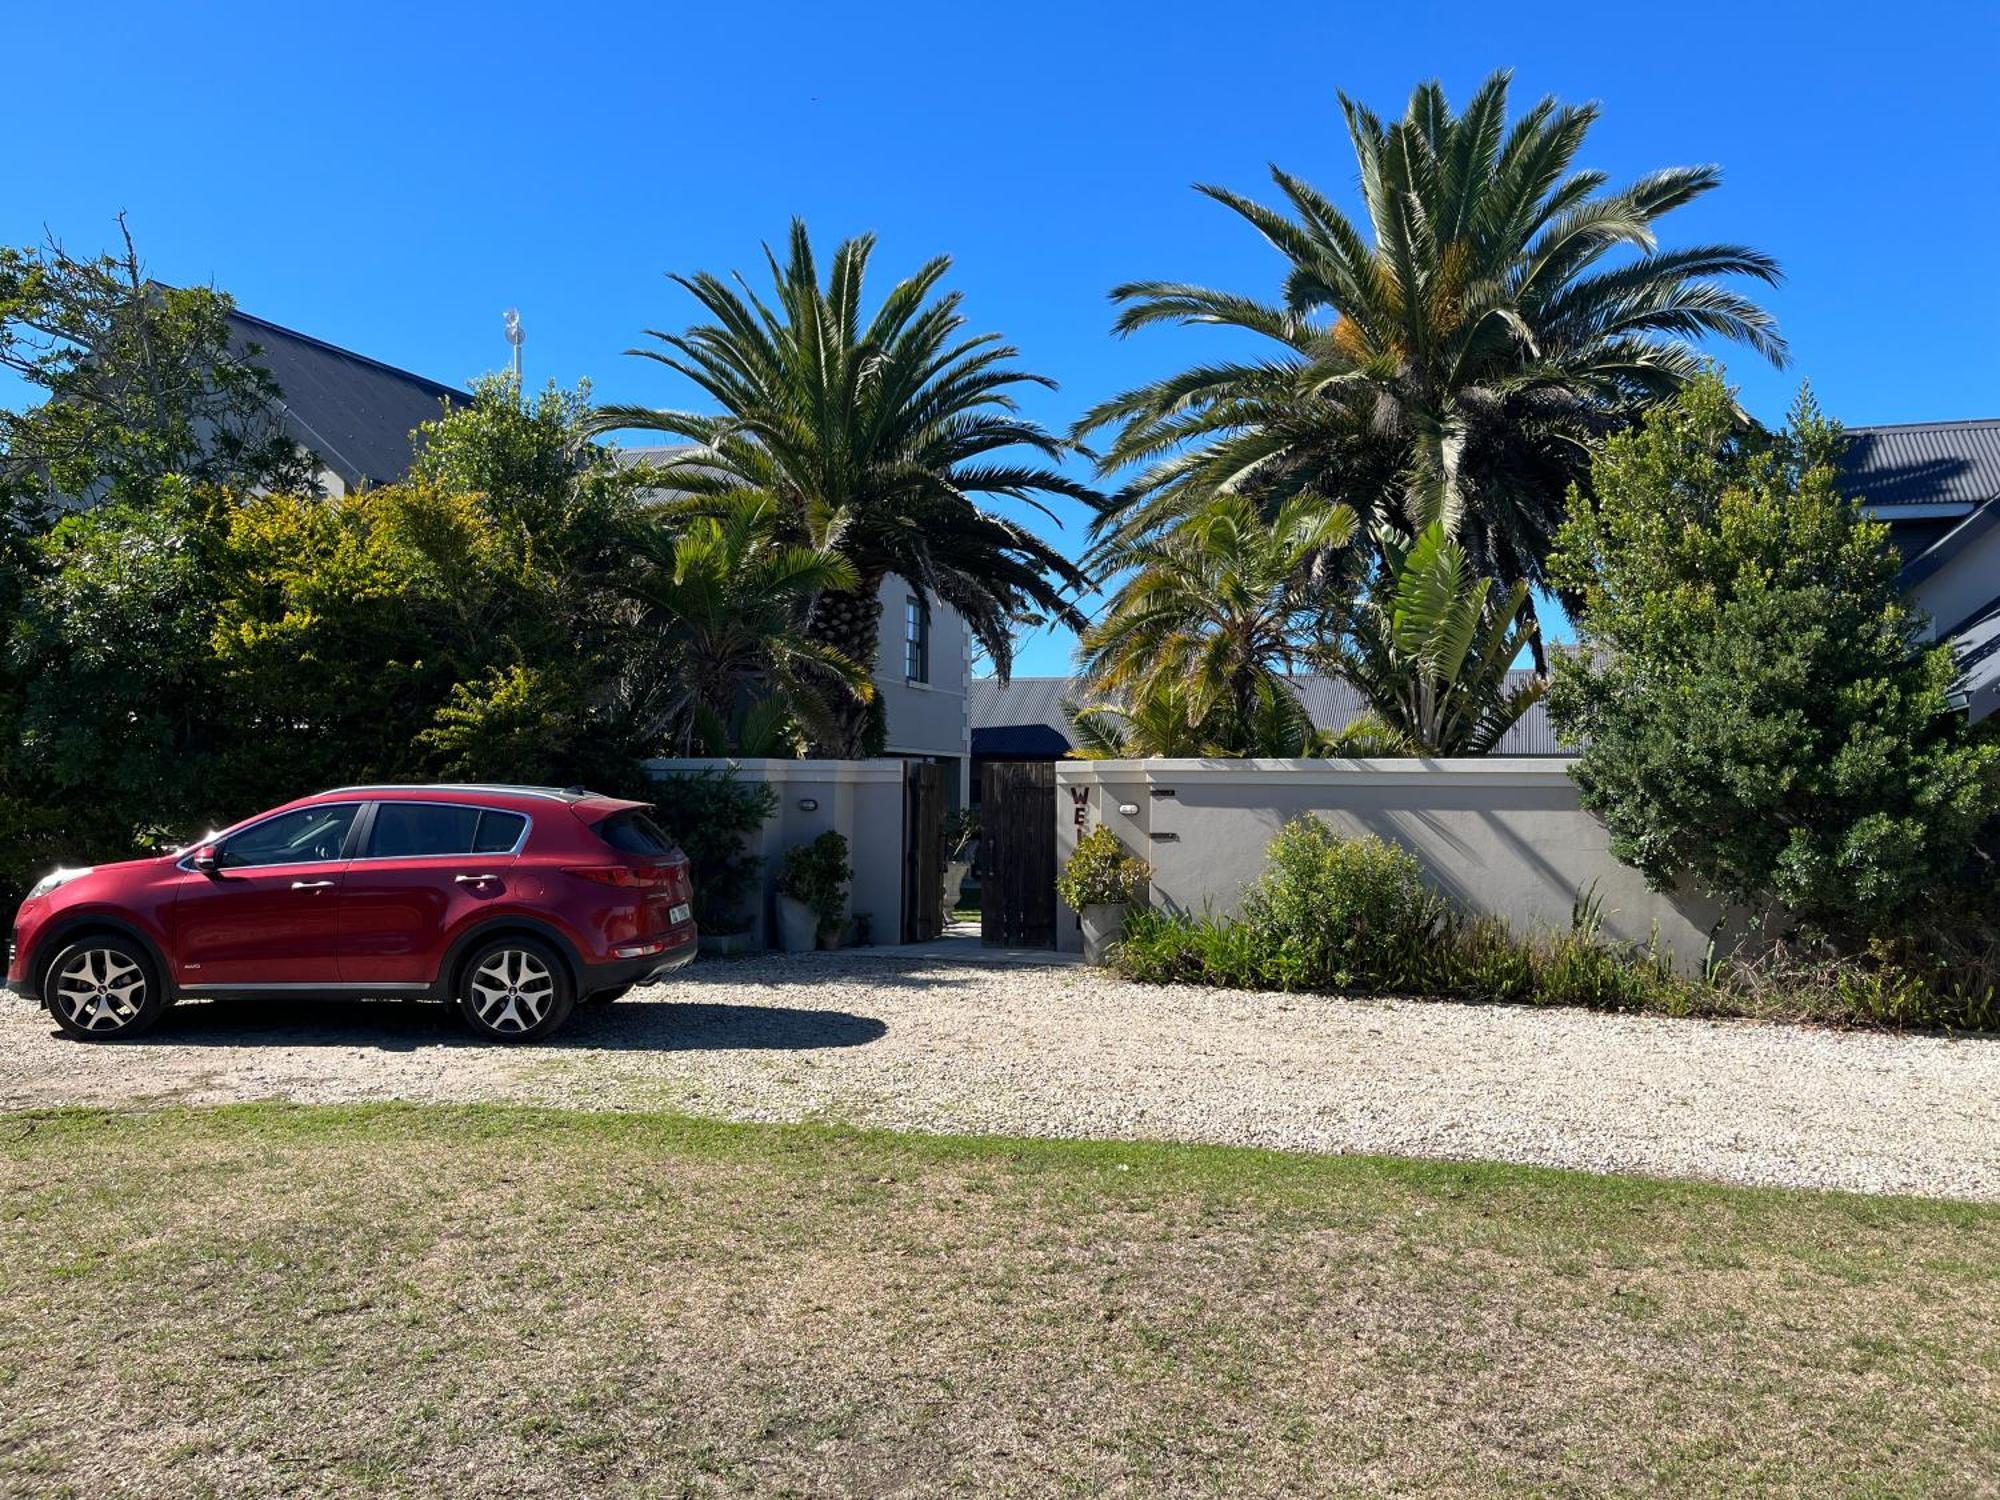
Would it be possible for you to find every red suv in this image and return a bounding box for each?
[6,784,698,1043]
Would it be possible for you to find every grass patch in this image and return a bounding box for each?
[0,1103,1995,1496]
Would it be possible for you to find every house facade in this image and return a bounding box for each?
[868,573,972,804]
[1841,419,2000,721]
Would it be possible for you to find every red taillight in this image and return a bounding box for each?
[563,864,682,890]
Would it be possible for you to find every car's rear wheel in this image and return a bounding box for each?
[456,936,574,1042]
[44,936,167,1041]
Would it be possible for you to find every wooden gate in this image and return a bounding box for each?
[902,760,947,943]
[978,760,1057,947]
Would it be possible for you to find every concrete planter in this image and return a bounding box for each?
[775,894,819,954]
[701,928,760,957]
[1080,903,1129,965]
[942,859,972,924]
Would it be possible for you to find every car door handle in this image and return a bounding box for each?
[291,879,336,890]
[455,873,501,884]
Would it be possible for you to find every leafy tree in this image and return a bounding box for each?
[1314,522,1546,754]
[1548,372,2000,939]
[591,220,1098,753]
[0,220,316,508]
[0,222,325,893]
[1078,493,1356,751]
[214,474,648,795]
[1078,70,1786,634]
[619,493,870,755]
[5,483,234,883]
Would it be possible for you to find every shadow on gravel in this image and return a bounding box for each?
[118,995,889,1054]
[673,958,982,993]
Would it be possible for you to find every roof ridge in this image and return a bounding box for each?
[224,307,468,404]
[1846,417,2000,434]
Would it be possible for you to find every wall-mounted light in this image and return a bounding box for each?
[1117,802,1140,816]
[797,797,819,812]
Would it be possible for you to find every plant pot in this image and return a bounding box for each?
[941,859,972,924]
[1080,902,1129,964]
[775,894,818,954]
[702,928,760,957]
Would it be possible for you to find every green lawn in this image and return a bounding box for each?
[1,1105,1994,1497]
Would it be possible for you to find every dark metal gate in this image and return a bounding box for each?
[902,760,947,943]
[978,760,1057,947]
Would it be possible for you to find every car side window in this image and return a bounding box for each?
[471,810,528,854]
[218,805,358,868]
[368,803,527,858]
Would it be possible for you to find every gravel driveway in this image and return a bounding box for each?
[2,950,1995,1200]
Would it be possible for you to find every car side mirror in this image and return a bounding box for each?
[191,846,221,875]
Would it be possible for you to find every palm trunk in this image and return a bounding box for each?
[805,568,886,757]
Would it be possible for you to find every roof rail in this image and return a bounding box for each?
[317,783,590,804]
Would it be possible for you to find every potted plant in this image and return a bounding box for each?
[1055,826,1150,963]
[776,831,852,952]
[941,808,980,925]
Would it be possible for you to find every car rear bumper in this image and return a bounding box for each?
[580,928,698,995]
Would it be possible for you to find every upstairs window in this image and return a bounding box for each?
[904,595,930,683]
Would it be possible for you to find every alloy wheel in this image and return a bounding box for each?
[468,948,556,1034]
[52,948,149,1034]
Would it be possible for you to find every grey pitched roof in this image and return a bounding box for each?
[971,673,1566,755]
[614,445,725,503]
[225,309,468,488]
[1840,419,2000,512]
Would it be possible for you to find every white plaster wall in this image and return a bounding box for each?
[1053,759,1728,966]
[647,758,907,948]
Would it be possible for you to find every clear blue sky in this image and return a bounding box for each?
[7,1,1997,675]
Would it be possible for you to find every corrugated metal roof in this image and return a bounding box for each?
[226,310,468,488]
[971,673,1567,755]
[1840,419,2000,511]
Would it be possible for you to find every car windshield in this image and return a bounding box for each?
[218,805,358,868]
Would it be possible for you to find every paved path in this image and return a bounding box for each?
[1,951,1994,1199]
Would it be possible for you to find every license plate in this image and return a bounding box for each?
[669,903,692,926]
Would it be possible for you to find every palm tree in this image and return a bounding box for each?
[1064,674,1327,759]
[619,494,869,756]
[593,221,1098,754]
[1077,493,1356,750]
[1314,522,1546,755]
[1078,70,1786,617]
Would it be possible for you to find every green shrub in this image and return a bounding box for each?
[1056,826,1149,910]
[1241,819,1446,990]
[1422,913,1536,1002]
[1549,373,2000,942]
[1107,819,1996,1030]
[648,770,780,934]
[778,831,852,938]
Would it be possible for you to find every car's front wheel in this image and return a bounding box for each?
[456,936,575,1042]
[44,936,167,1041]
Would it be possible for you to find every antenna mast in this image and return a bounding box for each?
[503,307,525,382]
